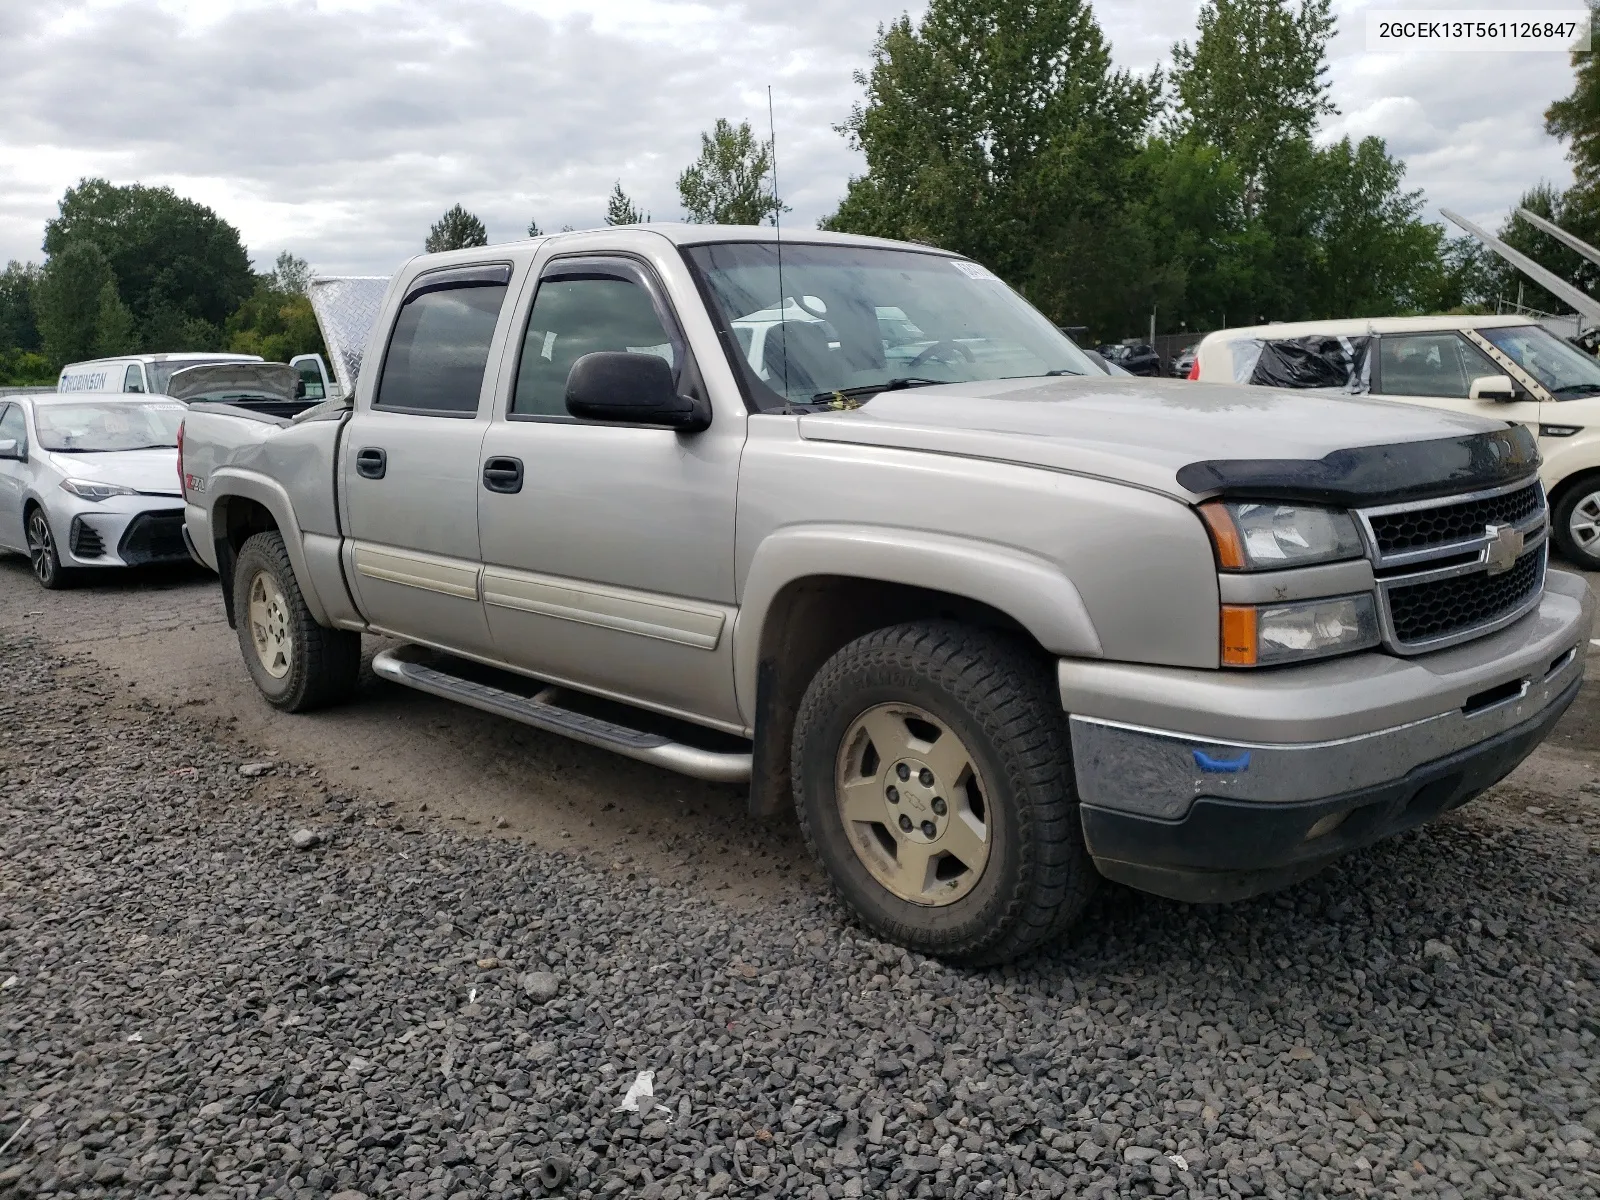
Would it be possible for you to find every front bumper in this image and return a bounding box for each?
[1064,570,1593,903]
[50,493,190,569]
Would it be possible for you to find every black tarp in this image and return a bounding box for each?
[1247,334,1371,391]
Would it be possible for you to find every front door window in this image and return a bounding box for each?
[1378,334,1501,398]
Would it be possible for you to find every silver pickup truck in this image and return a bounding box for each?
[179,225,1594,964]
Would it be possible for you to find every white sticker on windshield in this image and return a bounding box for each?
[951,260,999,281]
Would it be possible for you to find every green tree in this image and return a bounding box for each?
[269,250,312,296]
[526,219,543,237]
[225,280,326,362]
[0,261,42,355]
[1170,0,1336,201]
[677,118,787,225]
[605,183,649,226]
[821,0,1158,332]
[43,179,254,342]
[33,241,119,367]
[1545,4,1600,187]
[425,204,488,252]
[92,279,138,357]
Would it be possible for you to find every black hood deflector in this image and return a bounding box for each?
[1176,425,1540,506]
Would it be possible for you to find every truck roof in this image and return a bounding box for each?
[1198,313,1540,342]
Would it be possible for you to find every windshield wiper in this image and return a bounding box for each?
[812,377,949,403]
[53,444,175,453]
[1550,384,1600,398]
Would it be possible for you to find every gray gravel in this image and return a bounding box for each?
[1,633,1598,1200]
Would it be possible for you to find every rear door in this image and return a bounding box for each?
[1373,331,1542,437]
[474,253,744,726]
[340,263,516,655]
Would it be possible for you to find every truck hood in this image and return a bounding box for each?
[798,375,1513,501]
[46,447,181,496]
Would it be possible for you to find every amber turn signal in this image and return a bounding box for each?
[1220,605,1258,666]
[1199,501,1246,571]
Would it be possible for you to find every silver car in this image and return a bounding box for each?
[0,394,188,588]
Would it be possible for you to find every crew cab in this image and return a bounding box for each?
[178,226,1593,964]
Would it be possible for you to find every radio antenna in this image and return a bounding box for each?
[768,85,789,401]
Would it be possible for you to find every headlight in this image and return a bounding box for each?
[1200,501,1364,570]
[1221,594,1380,666]
[60,478,139,502]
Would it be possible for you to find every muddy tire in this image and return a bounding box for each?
[233,531,361,712]
[792,620,1095,965]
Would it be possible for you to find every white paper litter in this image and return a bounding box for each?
[614,1070,671,1116]
[1167,1153,1191,1172]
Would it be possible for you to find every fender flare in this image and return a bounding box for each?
[208,469,331,626]
[732,523,1102,719]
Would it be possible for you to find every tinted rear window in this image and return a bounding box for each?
[376,284,508,414]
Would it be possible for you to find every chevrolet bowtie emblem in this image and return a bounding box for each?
[1483,523,1524,575]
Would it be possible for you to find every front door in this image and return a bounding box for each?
[476,255,744,727]
[341,263,515,656]
[0,404,27,550]
[1373,331,1543,436]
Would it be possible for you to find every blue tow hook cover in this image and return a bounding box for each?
[1193,749,1252,774]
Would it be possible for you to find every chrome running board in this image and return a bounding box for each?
[370,646,751,783]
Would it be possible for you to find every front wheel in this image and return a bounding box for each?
[1553,477,1600,571]
[233,531,361,711]
[25,507,72,590]
[792,620,1095,965]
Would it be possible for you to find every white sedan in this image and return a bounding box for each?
[0,394,189,589]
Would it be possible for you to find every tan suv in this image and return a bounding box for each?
[1194,314,1600,569]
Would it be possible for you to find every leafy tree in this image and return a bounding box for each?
[526,219,543,237]
[34,241,119,367]
[1170,0,1336,202]
[0,262,42,355]
[43,179,254,341]
[226,280,326,362]
[1545,4,1600,187]
[821,0,1157,332]
[92,280,138,357]
[425,204,488,252]
[269,251,312,296]
[677,119,787,225]
[605,183,649,226]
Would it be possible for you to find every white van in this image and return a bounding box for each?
[58,353,264,396]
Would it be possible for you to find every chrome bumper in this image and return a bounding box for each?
[1064,569,1593,821]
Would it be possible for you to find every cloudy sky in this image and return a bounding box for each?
[0,0,1586,276]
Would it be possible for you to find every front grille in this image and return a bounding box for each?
[117,510,189,566]
[1386,549,1545,646]
[1366,480,1543,556]
[69,517,105,558]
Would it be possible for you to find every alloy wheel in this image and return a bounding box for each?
[25,510,55,586]
[247,570,293,679]
[1571,488,1600,556]
[834,702,992,905]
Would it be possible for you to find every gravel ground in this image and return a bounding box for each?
[2,633,1599,1200]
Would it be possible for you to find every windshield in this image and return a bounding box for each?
[1477,324,1600,399]
[148,358,258,395]
[683,242,1097,408]
[34,401,184,452]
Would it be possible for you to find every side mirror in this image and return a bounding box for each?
[565,352,709,432]
[1469,373,1519,403]
[0,438,21,461]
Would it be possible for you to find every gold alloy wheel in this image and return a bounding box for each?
[247,570,293,680]
[834,702,992,905]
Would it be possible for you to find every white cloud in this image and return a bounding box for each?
[0,0,1586,279]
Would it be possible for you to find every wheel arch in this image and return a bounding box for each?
[207,472,329,628]
[735,525,1102,818]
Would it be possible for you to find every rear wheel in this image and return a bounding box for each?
[25,506,72,590]
[233,531,361,711]
[1553,476,1600,570]
[792,620,1096,965]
